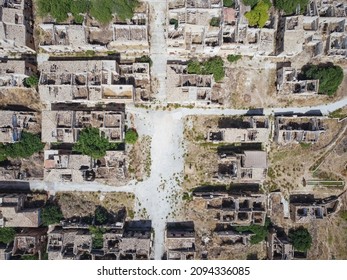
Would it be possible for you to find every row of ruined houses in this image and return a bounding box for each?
[167,0,347,58]
[0,181,341,260]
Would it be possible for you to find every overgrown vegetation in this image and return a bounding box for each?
[37,0,139,24]
[289,227,312,252]
[329,108,347,120]
[234,218,270,244]
[136,55,153,67]
[125,128,139,144]
[244,0,271,28]
[242,0,259,7]
[274,0,309,15]
[24,75,39,88]
[0,228,16,244]
[224,0,235,8]
[227,54,242,63]
[300,63,344,96]
[210,17,220,27]
[73,127,112,159]
[187,57,225,82]
[0,132,44,161]
[89,226,106,249]
[41,204,64,226]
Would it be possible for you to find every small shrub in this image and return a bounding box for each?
[227,54,242,63]
[136,55,153,67]
[24,75,39,88]
[169,18,178,29]
[224,0,235,8]
[210,17,220,27]
[125,128,139,145]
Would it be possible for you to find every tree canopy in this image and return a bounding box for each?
[227,54,242,63]
[41,205,64,226]
[242,0,259,7]
[234,218,270,244]
[73,127,112,159]
[300,63,344,96]
[187,57,225,82]
[0,132,44,161]
[244,1,271,28]
[274,0,309,15]
[289,227,312,252]
[37,0,139,24]
[0,228,16,244]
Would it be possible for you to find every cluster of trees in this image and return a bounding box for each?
[300,63,343,96]
[0,132,44,162]
[224,0,235,8]
[37,0,139,24]
[187,57,225,82]
[244,0,271,28]
[274,0,309,15]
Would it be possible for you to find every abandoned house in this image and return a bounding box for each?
[165,221,196,260]
[276,64,319,95]
[0,0,35,55]
[167,0,223,55]
[12,228,47,258]
[0,59,30,87]
[38,3,149,55]
[38,60,141,103]
[267,229,294,260]
[41,109,124,143]
[208,116,270,143]
[47,220,153,260]
[166,62,224,105]
[280,0,347,57]
[218,150,268,182]
[209,195,267,226]
[0,111,39,143]
[214,224,254,247]
[47,227,92,260]
[289,194,339,223]
[0,193,41,228]
[274,116,326,144]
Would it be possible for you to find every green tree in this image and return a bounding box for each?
[4,132,44,159]
[94,207,109,225]
[289,227,312,252]
[0,228,16,244]
[234,218,270,244]
[274,0,309,14]
[244,1,271,28]
[89,226,106,249]
[24,75,39,88]
[125,128,138,144]
[73,127,111,159]
[41,205,64,226]
[301,63,343,96]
